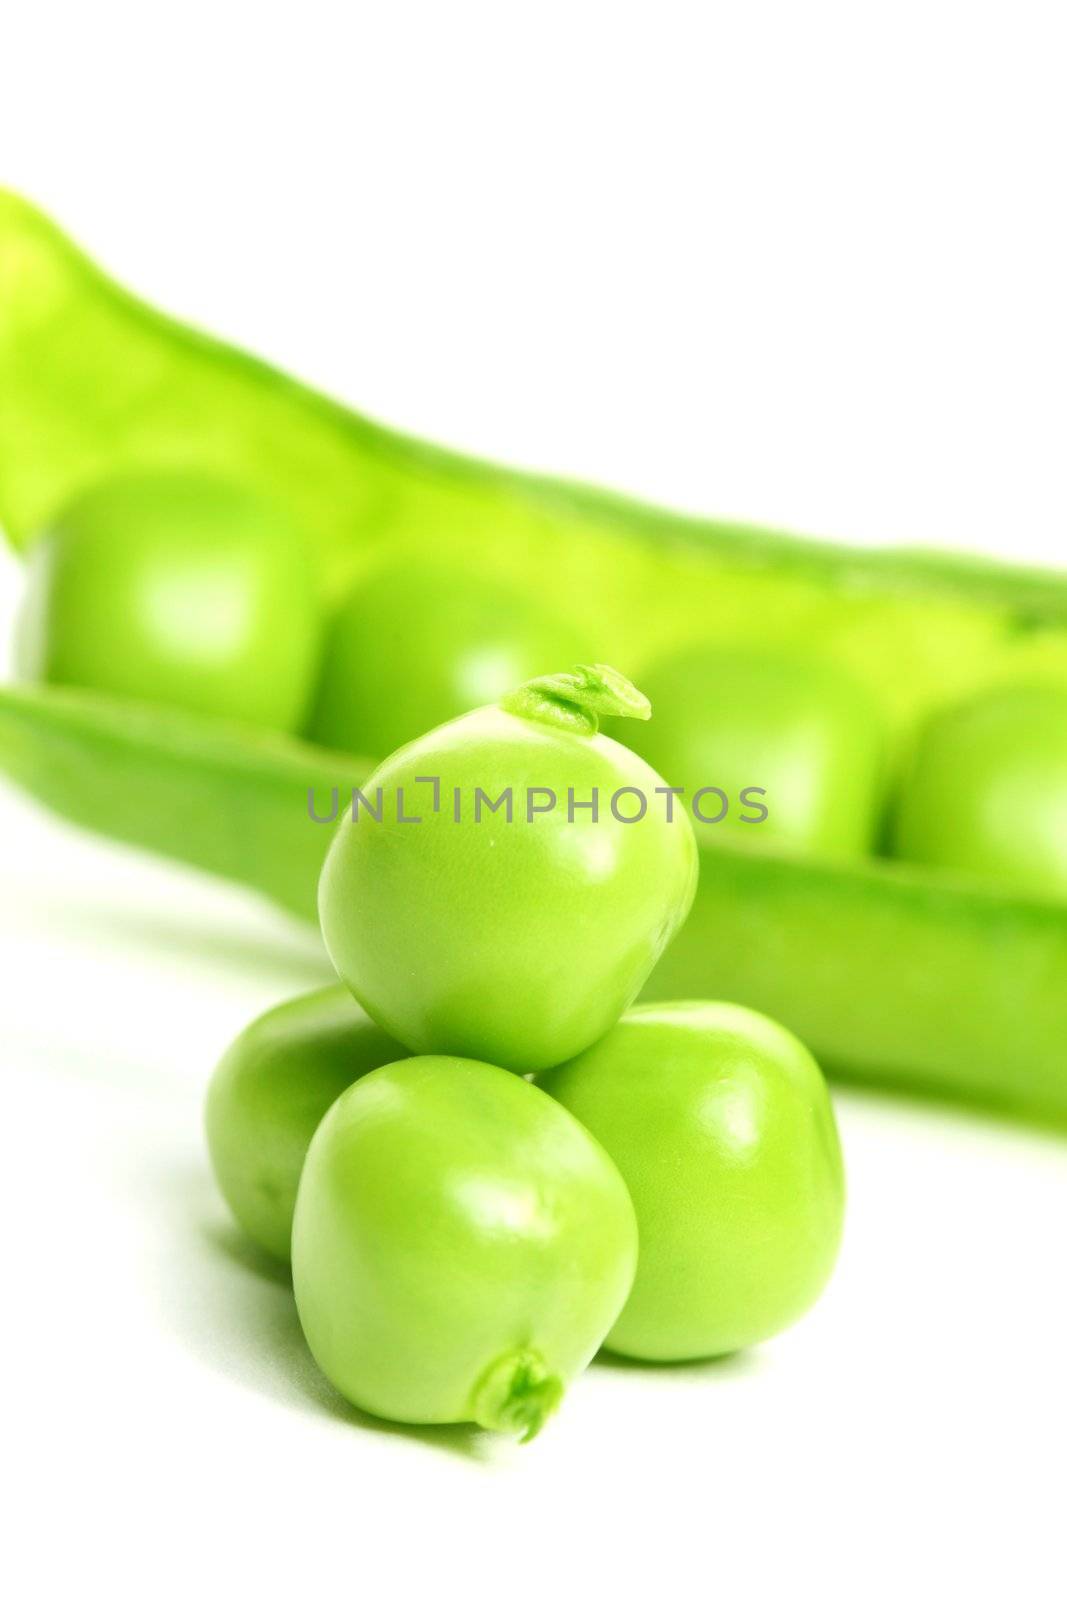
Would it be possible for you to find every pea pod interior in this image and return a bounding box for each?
[3,189,1067,1119]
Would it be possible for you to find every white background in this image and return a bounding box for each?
[2,5,1066,1596]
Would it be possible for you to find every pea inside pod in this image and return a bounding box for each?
[623,646,886,859]
[891,683,1067,896]
[309,558,588,756]
[15,471,322,731]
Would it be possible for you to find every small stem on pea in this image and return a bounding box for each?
[470,1348,565,1442]
[500,663,651,737]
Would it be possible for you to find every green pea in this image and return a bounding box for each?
[623,647,885,858]
[15,472,321,730]
[308,559,586,756]
[205,986,408,1262]
[318,665,698,1073]
[891,682,1067,894]
[539,1000,845,1361]
[291,1055,638,1438]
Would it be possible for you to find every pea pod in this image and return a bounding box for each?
[5,191,1067,1120]
[0,683,370,919]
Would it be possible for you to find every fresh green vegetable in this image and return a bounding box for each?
[309,558,586,756]
[7,191,1067,1119]
[643,844,1067,1121]
[0,683,372,919]
[318,665,698,1073]
[205,985,407,1261]
[291,1055,638,1438]
[624,647,885,858]
[891,684,1067,897]
[16,472,321,730]
[539,1001,844,1361]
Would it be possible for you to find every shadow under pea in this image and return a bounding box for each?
[149,1158,493,1465]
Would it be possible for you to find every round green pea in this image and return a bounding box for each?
[291,1055,638,1438]
[891,683,1067,895]
[16,471,321,730]
[623,647,885,858]
[308,559,586,756]
[539,1000,845,1361]
[205,986,408,1262]
[318,666,699,1073]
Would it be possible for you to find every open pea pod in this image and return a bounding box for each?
[0,684,371,920]
[3,189,1067,1121]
